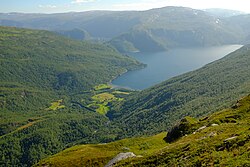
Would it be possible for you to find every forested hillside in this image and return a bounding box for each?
[111,45,250,137]
[0,26,141,93]
[0,26,142,166]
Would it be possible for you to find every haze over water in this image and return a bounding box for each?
[112,45,243,90]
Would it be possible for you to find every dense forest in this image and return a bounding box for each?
[0,26,142,166]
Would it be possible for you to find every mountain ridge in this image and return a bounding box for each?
[0,6,248,52]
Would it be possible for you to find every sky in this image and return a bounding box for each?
[0,0,250,13]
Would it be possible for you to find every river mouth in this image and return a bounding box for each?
[112,45,243,90]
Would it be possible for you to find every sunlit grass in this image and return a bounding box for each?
[94,84,112,91]
[36,133,167,167]
[47,100,65,111]
[92,93,116,102]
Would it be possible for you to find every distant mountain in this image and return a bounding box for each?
[203,8,245,18]
[55,28,91,41]
[0,11,140,39]
[229,14,250,44]
[0,7,248,52]
[109,7,243,52]
[111,44,250,137]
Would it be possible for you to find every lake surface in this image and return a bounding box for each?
[112,45,243,90]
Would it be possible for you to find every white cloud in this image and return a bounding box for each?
[39,5,57,9]
[71,0,96,4]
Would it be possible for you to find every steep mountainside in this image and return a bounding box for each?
[37,94,250,166]
[55,28,91,41]
[229,14,250,44]
[0,26,142,166]
[0,7,247,52]
[0,26,141,93]
[110,45,250,137]
[110,7,243,52]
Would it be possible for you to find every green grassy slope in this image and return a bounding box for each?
[117,94,250,166]
[0,26,142,166]
[111,45,250,137]
[36,133,167,167]
[38,94,250,166]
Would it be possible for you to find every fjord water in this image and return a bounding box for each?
[112,45,242,90]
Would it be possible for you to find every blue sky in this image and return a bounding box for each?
[0,0,250,13]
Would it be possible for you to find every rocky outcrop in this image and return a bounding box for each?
[164,116,197,143]
[104,152,136,167]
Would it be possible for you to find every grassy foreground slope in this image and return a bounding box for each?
[38,94,250,166]
[36,133,167,167]
[0,26,142,166]
[112,44,250,137]
[117,94,250,166]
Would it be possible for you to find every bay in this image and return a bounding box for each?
[112,45,243,90]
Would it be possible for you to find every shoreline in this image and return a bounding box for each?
[108,69,136,91]
[108,45,242,91]
[108,64,146,91]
